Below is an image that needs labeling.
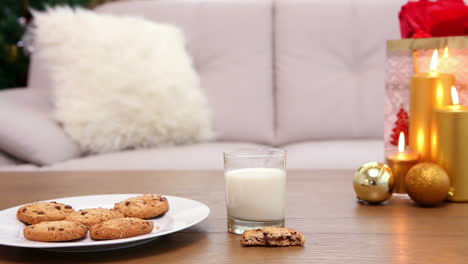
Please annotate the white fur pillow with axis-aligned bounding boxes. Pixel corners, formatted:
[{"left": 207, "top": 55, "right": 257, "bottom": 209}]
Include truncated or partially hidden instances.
[{"left": 34, "top": 7, "right": 213, "bottom": 154}]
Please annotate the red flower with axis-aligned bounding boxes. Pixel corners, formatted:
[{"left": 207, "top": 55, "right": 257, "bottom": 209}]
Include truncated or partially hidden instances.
[{"left": 399, "top": 0, "right": 468, "bottom": 38}]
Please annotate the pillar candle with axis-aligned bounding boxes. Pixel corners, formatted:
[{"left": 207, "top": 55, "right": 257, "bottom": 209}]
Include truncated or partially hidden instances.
[
  {"left": 409, "top": 50, "right": 455, "bottom": 162},
  {"left": 434, "top": 87, "right": 468, "bottom": 202}
]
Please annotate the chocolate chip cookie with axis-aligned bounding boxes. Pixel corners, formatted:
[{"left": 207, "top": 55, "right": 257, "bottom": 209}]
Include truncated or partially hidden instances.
[
  {"left": 114, "top": 195, "right": 169, "bottom": 219},
  {"left": 241, "top": 227, "right": 305, "bottom": 247},
  {"left": 17, "top": 202, "right": 74, "bottom": 225},
  {"left": 23, "top": 220, "right": 87, "bottom": 242},
  {"left": 65, "top": 208, "right": 124, "bottom": 228},
  {"left": 89, "top": 217, "right": 154, "bottom": 240}
]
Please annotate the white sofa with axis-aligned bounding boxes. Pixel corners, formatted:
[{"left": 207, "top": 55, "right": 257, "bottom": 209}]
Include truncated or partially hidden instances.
[{"left": 0, "top": 0, "right": 407, "bottom": 171}]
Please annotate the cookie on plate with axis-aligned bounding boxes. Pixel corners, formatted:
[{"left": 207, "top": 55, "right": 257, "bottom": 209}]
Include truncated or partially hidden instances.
[
  {"left": 89, "top": 217, "right": 154, "bottom": 240},
  {"left": 65, "top": 208, "right": 124, "bottom": 228},
  {"left": 114, "top": 195, "right": 169, "bottom": 219},
  {"left": 23, "top": 220, "right": 87, "bottom": 242},
  {"left": 241, "top": 227, "right": 305, "bottom": 247},
  {"left": 17, "top": 202, "right": 74, "bottom": 225}
]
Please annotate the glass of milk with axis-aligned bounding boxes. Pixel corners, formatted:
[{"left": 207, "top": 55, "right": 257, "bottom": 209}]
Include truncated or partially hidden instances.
[{"left": 223, "top": 148, "right": 286, "bottom": 235}]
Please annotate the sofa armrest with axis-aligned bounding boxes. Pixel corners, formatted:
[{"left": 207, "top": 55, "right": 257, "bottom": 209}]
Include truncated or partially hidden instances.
[
  {"left": 0, "top": 88, "right": 80, "bottom": 166},
  {"left": 0, "top": 151, "right": 19, "bottom": 167}
]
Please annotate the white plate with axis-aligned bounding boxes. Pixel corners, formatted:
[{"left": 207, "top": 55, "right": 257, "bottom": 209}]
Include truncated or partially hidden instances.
[{"left": 0, "top": 194, "right": 210, "bottom": 252}]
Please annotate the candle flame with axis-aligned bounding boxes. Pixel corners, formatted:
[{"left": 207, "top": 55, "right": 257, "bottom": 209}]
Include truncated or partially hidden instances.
[
  {"left": 430, "top": 49, "right": 438, "bottom": 72},
  {"left": 398, "top": 132, "right": 406, "bottom": 153},
  {"left": 452, "top": 86, "right": 459, "bottom": 105},
  {"left": 443, "top": 45, "right": 449, "bottom": 58}
]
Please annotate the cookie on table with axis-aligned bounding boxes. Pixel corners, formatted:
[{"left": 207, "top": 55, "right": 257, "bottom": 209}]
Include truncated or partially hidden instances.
[
  {"left": 114, "top": 195, "right": 169, "bottom": 219},
  {"left": 17, "top": 202, "right": 74, "bottom": 225},
  {"left": 89, "top": 217, "right": 154, "bottom": 240},
  {"left": 241, "top": 227, "right": 305, "bottom": 247},
  {"left": 23, "top": 220, "right": 87, "bottom": 242},
  {"left": 65, "top": 208, "right": 124, "bottom": 228}
]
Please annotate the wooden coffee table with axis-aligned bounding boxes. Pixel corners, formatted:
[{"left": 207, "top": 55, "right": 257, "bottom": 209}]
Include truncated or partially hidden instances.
[{"left": 0, "top": 170, "right": 467, "bottom": 263}]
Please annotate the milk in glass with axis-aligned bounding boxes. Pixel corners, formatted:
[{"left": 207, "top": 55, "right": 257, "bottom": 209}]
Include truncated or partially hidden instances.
[{"left": 225, "top": 167, "right": 286, "bottom": 222}]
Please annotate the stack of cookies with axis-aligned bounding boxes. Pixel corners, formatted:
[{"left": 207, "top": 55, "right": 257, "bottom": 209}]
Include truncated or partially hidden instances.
[{"left": 17, "top": 194, "right": 169, "bottom": 242}]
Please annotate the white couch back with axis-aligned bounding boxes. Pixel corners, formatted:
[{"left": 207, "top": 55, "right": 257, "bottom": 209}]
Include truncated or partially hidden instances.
[
  {"left": 28, "top": 0, "right": 408, "bottom": 145},
  {"left": 274, "top": 0, "right": 407, "bottom": 144},
  {"left": 29, "top": 0, "right": 276, "bottom": 144}
]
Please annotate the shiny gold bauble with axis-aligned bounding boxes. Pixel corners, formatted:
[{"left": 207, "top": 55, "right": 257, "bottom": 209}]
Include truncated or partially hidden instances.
[
  {"left": 353, "top": 162, "right": 395, "bottom": 204},
  {"left": 405, "top": 163, "right": 450, "bottom": 206}
]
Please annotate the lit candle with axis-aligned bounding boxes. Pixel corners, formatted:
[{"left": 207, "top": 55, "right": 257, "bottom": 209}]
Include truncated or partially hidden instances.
[
  {"left": 409, "top": 49, "right": 455, "bottom": 161},
  {"left": 386, "top": 132, "right": 419, "bottom": 194},
  {"left": 434, "top": 87, "right": 468, "bottom": 202}
]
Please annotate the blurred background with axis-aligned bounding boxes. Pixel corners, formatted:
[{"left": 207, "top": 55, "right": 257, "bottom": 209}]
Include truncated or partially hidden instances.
[{"left": 0, "top": 0, "right": 123, "bottom": 90}]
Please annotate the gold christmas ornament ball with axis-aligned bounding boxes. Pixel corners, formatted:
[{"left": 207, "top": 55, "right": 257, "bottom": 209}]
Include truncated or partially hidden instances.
[
  {"left": 353, "top": 162, "right": 395, "bottom": 204},
  {"left": 405, "top": 163, "right": 450, "bottom": 206}
]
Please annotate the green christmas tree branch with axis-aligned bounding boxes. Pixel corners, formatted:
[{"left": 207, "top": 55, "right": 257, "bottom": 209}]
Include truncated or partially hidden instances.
[{"left": 0, "top": 0, "right": 122, "bottom": 90}]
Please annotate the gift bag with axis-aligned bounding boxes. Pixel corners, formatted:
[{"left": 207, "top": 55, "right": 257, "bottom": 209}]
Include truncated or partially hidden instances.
[{"left": 384, "top": 36, "right": 468, "bottom": 155}]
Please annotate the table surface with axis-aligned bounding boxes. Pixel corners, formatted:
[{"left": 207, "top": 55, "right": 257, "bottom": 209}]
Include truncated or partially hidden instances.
[{"left": 0, "top": 170, "right": 467, "bottom": 264}]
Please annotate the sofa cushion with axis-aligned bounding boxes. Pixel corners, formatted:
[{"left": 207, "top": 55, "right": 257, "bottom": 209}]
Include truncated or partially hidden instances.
[
  {"left": 28, "top": 0, "right": 275, "bottom": 145},
  {"left": 274, "top": 0, "right": 406, "bottom": 144},
  {"left": 46, "top": 142, "right": 268, "bottom": 170},
  {"left": 283, "top": 140, "right": 384, "bottom": 169},
  {"left": 0, "top": 152, "right": 18, "bottom": 167},
  {"left": 0, "top": 164, "right": 38, "bottom": 171},
  {"left": 0, "top": 140, "right": 384, "bottom": 171}
]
